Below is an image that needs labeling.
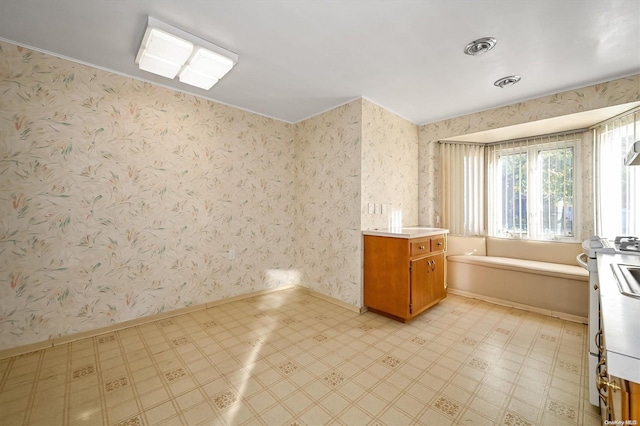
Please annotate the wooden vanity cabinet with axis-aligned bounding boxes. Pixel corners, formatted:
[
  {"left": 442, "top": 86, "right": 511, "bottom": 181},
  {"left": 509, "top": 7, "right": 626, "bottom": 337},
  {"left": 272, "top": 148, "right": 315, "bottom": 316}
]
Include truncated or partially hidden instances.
[{"left": 364, "top": 234, "right": 446, "bottom": 322}]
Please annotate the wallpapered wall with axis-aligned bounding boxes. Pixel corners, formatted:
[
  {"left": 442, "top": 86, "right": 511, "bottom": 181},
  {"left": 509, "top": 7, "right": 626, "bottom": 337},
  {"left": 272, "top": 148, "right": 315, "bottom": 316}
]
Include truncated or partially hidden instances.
[
  {"left": 418, "top": 75, "right": 640, "bottom": 233},
  {"left": 294, "top": 100, "right": 363, "bottom": 307},
  {"left": 5, "top": 35, "right": 630, "bottom": 352},
  {"left": 293, "top": 98, "right": 420, "bottom": 308},
  {"left": 0, "top": 41, "right": 297, "bottom": 351},
  {"left": 361, "top": 100, "right": 419, "bottom": 231},
  {"left": 0, "top": 41, "right": 421, "bottom": 351}
]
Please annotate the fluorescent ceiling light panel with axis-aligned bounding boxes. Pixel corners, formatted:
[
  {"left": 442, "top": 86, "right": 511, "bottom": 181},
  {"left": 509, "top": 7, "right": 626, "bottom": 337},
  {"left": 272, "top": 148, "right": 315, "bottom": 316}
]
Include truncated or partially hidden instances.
[
  {"left": 135, "top": 17, "right": 237, "bottom": 90},
  {"left": 136, "top": 27, "right": 193, "bottom": 78},
  {"left": 185, "top": 47, "right": 235, "bottom": 79},
  {"left": 138, "top": 51, "right": 184, "bottom": 79},
  {"left": 179, "top": 47, "right": 235, "bottom": 90},
  {"left": 179, "top": 67, "right": 219, "bottom": 90}
]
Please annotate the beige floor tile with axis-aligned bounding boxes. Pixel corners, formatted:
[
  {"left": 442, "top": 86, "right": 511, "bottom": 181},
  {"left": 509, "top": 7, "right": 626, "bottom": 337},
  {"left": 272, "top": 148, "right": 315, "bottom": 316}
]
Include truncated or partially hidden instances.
[
  {"left": 393, "top": 392, "right": 431, "bottom": 418},
  {"left": 218, "top": 401, "right": 256, "bottom": 425},
  {"left": 143, "top": 400, "right": 178, "bottom": 424},
  {"left": 259, "top": 403, "right": 295, "bottom": 425},
  {"left": 106, "top": 399, "right": 139, "bottom": 425},
  {"left": 175, "top": 387, "right": 206, "bottom": 411},
  {"left": 318, "top": 391, "right": 350, "bottom": 416},
  {"left": 139, "top": 386, "right": 170, "bottom": 410},
  {"left": 68, "top": 399, "right": 105, "bottom": 424},
  {"left": 27, "top": 403, "right": 65, "bottom": 426},
  {"left": 335, "top": 404, "right": 374, "bottom": 425},
  {"left": 356, "top": 392, "right": 387, "bottom": 417},
  {"left": 0, "top": 292, "right": 598, "bottom": 426},
  {"left": 69, "top": 409, "right": 105, "bottom": 426},
  {"left": 468, "top": 395, "right": 503, "bottom": 421},
  {"left": 298, "top": 405, "right": 332, "bottom": 425},
  {"left": 269, "top": 378, "right": 299, "bottom": 400},
  {"left": 417, "top": 371, "right": 447, "bottom": 392},
  {"left": 457, "top": 408, "right": 497, "bottom": 425},
  {"left": 371, "top": 381, "right": 402, "bottom": 403},
  {"left": 417, "top": 407, "right": 454, "bottom": 425},
  {"left": 246, "top": 389, "right": 277, "bottom": 412},
  {"left": 133, "top": 373, "right": 163, "bottom": 394},
  {"left": 507, "top": 396, "right": 540, "bottom": 423},
  {"left": 30, "top": 392, "right": 66, "bottom": 415},
  {"left": 282, "top": 391, "right": 314, "bottom": 416},
  {"left": 166, "top": 375, "right": 197, "bottom": 395}
]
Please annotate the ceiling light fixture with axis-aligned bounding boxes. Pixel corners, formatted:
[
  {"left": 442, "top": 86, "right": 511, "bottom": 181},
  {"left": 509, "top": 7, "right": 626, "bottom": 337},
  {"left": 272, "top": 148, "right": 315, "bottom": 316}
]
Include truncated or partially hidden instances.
[
  {"left": 494, "top": 75, "right": 521, "bottom": 88},
  {"left": 463, "top": 37, "right": 497, "bottom": 56},
  {"left": 135, "top": 17, "right": 238, "bottom": 90}
]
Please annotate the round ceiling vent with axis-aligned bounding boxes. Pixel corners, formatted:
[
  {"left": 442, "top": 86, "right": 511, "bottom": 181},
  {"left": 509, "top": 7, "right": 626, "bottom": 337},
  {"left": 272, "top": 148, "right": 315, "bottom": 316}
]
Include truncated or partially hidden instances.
[
  {"left": 494, "top": 75, "right": 521, "bottom": 88},
  {"left": 463, "top": 37, "right": 497, "bottom": 56}
]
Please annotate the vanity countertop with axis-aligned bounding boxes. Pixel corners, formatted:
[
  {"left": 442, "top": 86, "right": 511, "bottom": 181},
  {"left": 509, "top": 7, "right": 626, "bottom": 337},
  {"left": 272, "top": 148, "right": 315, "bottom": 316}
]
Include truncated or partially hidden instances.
[{"left": 362, "top": 227, "right": 449, "bottom": 239}]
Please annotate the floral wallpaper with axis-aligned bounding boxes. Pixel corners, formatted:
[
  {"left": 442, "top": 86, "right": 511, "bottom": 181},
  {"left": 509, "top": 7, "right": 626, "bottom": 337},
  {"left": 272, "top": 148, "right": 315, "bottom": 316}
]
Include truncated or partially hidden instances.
[
  {"left": 293, "top": 98, "right": 419, "bottom": 308},
  {"left": 361, "top": 99, "right": 419, "bottom": 230},
  {"left": 0, "top": 41, "right": 296, "bottom": 351},
  {"left": 5, "top": 35, "right": 631, "bottom": 352},
  {"left": 294, "top": 100, "right": 363, "bottom": 307},
  {"left": 419, "top": 74, "right": 640, "bottom": 234}
]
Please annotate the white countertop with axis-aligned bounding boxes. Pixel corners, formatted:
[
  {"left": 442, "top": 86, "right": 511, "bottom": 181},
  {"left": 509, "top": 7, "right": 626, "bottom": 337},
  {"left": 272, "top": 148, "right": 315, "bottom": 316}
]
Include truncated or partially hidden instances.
[
  {"left": 597, "top": 252, "right": 640, "bottom": 383},
  {"left": 362, "top": 227, "right": 449, "bottom": 239}
]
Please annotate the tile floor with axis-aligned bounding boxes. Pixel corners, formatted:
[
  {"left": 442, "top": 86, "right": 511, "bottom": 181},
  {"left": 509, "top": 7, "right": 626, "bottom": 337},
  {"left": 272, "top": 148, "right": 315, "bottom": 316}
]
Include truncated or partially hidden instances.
[{"left": 0, "top": 289, "right": 602, "bottom": 426}]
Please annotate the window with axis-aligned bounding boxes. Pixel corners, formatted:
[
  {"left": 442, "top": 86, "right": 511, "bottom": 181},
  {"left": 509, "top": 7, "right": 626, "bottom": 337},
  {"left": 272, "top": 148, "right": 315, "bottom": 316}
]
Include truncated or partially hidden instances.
[
  {"left": 594, "top": 109, "right": 640, "bottom": 239},
  {"left": 488, "top": 134, "right": 580, "bottom": 241}
]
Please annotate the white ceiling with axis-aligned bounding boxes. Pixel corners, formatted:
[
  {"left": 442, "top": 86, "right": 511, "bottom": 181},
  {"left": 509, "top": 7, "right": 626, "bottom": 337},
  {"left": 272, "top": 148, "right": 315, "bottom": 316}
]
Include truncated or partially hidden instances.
[{"left": 0, "top": 0, "right": 639, "bottom": 125}]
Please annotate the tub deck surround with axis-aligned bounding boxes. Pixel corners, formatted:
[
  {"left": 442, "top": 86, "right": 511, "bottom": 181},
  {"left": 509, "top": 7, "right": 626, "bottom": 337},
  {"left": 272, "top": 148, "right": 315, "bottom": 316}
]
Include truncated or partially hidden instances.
[
  {"left": 363, "top": 227, "right": 449, "bottom": 239},
  {"left": 447, "top": 236, "right": 589, "bottom": 321}
]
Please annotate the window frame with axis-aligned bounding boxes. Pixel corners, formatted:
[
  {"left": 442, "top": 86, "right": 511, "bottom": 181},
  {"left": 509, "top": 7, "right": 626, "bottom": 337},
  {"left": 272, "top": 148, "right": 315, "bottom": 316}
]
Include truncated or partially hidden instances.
[{"left": 489, "top": 138, "right": 581, "bottom": 242}]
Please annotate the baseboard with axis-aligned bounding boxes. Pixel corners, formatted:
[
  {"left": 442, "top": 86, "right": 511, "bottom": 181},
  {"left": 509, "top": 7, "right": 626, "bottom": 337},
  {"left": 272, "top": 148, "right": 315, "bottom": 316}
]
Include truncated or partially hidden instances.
[
  {"left": 0, "top": 340, "right": 54, "bottom": 360},
  {"left": 447, "top": 288, "right": 588, "bottom": 324},
  {"left": 295, "top": 286, "right": 365, "bottom": 314},
  {"left": 0, "top": 285, "right": 296, "bottom": 360}
]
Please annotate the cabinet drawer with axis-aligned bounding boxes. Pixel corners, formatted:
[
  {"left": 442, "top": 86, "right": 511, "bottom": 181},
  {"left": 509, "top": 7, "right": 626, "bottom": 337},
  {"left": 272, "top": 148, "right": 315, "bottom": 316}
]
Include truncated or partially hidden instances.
[
  {"left": 431, "top": 237, "right": 445, "bottom": 252},
  {"left": 410, "top": 238, "right": 431, "bottom": 257}
]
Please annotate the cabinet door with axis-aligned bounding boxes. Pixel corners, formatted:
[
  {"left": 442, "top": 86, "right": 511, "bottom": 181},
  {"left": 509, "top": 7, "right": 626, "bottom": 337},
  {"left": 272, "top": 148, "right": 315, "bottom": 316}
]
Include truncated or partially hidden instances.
[
  {"left": 410, "top": 253, "right": 446, "bottom": 316},
  {"left": 410, "top": 256, "right": 433, "bottom": 315},
  {"left": 431, "top": 253, "right": 446, "bottom": 301}
]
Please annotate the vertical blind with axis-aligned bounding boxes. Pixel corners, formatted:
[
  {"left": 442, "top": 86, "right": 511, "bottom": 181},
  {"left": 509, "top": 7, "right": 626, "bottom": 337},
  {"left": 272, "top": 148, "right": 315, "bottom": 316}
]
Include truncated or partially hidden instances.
[
  {"left": 439, "top": 143, "right": 485, "bottom": 236},
  {"left": 593, "top": 108, "right": 640, "bottom": 238}
]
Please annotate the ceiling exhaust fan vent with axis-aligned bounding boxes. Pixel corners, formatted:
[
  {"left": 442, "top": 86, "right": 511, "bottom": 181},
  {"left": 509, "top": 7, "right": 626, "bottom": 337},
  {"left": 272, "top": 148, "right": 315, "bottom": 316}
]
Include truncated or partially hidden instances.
[{"left": 463, "top": 37, "right": 497, "bottom": 56}]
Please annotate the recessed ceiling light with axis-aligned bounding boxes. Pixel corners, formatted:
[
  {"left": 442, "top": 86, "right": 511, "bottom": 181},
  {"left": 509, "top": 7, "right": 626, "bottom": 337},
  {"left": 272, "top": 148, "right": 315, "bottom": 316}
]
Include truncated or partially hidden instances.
[
  {"left": 494, "top": 75, "right": 521, "bottom": 88},
  {"left": 464, "top": 37, "right": 497, "bottom": 56}
]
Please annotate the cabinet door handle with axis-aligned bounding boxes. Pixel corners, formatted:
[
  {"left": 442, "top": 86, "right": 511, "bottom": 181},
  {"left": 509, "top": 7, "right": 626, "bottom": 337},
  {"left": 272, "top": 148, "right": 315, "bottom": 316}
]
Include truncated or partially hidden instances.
[
  {"left": 419, "top": 245, "right": 426, "bottom": 250},
  {"left": 596, "top": 376, "right": 621, "bottom": 392},
  {"left": 437, "top": 242, "right": 443, "bottom": 247}
]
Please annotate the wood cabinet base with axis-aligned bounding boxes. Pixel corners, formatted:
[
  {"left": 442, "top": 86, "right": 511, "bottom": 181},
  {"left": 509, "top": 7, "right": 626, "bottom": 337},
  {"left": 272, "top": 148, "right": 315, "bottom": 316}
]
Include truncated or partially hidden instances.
[{"left": 363, "top": 234, "right": 447, "bottom": 322}]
